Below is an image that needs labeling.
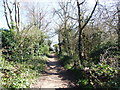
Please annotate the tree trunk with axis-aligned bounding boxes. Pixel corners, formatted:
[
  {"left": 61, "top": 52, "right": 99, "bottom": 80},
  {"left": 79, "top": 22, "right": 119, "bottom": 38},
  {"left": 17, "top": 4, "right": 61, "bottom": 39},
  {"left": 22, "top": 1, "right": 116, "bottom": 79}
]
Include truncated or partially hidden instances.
[
  {"left": 58, "top": 32, "right": 62, "bottom": 55},
  {"left": 76, "top": 0, "right": 98, "bottom": 66},
  {"left": 117, "top": 7, "right": 120, "bottom": 50},
  {"left": 77, "top": 1, "right": 82, "bottom": 66}
]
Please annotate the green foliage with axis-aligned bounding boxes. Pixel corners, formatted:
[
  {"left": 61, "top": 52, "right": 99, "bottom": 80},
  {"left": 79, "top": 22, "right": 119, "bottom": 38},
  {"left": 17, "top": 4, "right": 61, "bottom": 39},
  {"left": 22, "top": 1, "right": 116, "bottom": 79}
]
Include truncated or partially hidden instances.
[
  {"left": 78, "top": 79, "right": 88, "bottom": 86},
  {"left": 1, "top": 27, "right": 50, "bottom": 61},
  {"left": 0, "top": 56, "right": 47, "bottom": 88},
  {"left": 89, "top": 42, "right": 117, "bottom": 64},
  {"left": 39, "top": 44, "right": 50, "bottom": 55},
  {"left": 1, "top": 27, "right": 50, "bottom": 88},
  {"left": 59, "top": 55, "right": 73, "bottom": 69},
  {"left": 1, "top": 29, "right": 16, "bottom": 61},
  {"left": 53, "top": 44, "right": 59, "bottom": 54},
  {"left": 86, "top": 62, "right": 119, "bottom": 88},
  {"left": 59, "top": 41, "right": 119, "bottom": 88},
  {"left": 1, "top": 29, "right": 15, "bottom": 48},
  {"left": 76, "top": 62, "right": 119, "bottom": 88}
]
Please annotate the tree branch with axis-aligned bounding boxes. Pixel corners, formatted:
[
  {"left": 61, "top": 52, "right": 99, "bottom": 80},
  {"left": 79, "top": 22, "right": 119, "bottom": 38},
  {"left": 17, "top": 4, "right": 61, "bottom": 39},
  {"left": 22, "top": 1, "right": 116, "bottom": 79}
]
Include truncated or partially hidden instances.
[
  {"left": 3, "top": 0, "right": 11, "bottom": 29},
  {"left": 74, "top": 0, "right": 98, "bottom": 38},
  {"left": 81, "top": 1, "right": 98, "bottom": 30},
  {"left": 6, "top": 0, "right": 13, "bottom": 24}
]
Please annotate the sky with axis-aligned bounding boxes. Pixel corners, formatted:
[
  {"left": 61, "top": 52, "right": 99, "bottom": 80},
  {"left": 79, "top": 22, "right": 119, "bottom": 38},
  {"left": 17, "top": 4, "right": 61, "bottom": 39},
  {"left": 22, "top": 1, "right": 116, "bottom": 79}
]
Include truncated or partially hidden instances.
[
  {"left": 0, "top": 0, "right": 116, "bottom": 28},
  {"left": 0, "top": 0, "right": 97, "bottom": 29},
  {"left": 0, "top": 0, "right": 116, "bottom": 45}
]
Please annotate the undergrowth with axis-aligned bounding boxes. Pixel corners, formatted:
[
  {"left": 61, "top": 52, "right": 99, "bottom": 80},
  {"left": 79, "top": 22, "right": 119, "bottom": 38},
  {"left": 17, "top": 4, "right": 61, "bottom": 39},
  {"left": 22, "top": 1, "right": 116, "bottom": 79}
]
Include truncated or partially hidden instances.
[{"left": 0, "top": 56, "right": 48, "bottom": 88}]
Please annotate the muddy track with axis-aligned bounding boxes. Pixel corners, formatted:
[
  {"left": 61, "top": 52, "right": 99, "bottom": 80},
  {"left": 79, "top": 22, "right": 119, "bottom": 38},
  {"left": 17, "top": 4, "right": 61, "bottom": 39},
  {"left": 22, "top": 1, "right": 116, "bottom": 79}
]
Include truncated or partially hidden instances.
[{"left": 30, "top": 54, "right": 75, "bottom": 88}]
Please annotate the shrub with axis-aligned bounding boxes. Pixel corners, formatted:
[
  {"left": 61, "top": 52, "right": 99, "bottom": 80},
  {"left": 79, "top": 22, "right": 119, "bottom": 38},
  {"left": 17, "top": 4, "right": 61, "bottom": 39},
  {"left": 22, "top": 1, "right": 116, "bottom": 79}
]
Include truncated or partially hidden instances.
[
  {"left": 89, "top": 42, "right": 117, "bottom": 64},
  {"left": 1, "top": 27, "right": 49, "bottom": 88},
  {"left": 84, "top": 62, "right": 119, "bottom": 88},
  {"left": 1, "top": 29, "right": 16, "bottom": 61}
]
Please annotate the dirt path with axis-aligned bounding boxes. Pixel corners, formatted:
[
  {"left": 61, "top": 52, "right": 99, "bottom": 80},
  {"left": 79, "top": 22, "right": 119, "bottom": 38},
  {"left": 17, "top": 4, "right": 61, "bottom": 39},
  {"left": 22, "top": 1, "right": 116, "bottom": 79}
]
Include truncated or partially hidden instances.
[{"left": 30, "top": 54, "right": 75, "bottom": 88}]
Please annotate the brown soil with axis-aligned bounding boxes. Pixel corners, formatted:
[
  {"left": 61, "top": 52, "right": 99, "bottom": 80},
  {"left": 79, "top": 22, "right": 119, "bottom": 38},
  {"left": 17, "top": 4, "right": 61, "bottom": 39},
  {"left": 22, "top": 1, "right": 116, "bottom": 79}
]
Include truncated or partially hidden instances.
[{"left": 30, "top": 54, "right": 75, "bottom": 88}]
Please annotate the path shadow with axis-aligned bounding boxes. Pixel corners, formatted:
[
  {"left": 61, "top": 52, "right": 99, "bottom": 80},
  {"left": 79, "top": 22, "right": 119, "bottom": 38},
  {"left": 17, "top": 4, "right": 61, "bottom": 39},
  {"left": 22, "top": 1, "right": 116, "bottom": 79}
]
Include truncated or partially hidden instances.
[
  {"left": 46, "top": 54, "right": 58, "bottom": 58},
  {"left": 42, "top": 54, "right": 76, "bottom": 88}
]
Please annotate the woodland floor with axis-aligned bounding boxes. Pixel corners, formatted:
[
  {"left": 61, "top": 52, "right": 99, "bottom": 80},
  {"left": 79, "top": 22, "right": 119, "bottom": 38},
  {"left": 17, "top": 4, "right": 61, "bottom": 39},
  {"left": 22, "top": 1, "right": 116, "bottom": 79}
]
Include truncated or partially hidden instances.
[{"left": 30, "top": 53, "right": 75, "bottom": 88}]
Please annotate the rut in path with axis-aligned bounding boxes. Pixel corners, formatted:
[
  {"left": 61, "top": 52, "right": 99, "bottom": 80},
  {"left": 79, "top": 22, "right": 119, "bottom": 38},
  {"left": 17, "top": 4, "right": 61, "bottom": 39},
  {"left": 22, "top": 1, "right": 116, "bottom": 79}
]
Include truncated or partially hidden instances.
[{"left": 30, "top": 54, "right": 75, "bottom": 88}]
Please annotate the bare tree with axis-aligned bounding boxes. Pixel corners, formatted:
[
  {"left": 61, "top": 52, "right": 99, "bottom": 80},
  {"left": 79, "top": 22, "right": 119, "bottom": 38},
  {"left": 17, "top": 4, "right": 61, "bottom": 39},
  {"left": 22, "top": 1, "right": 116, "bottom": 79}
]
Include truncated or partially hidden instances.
[
  {"left": 54, "top": 0, "right": 98, "bottom": 66},
  {"left": 76, "top": 0, "right": 98, "bottom": 65},
  {"left": 3, "top": 0, "right": 20, "bottom": 32},
  {"left": 53, "top": 1, "right": 72, "bottom": 55},
  {"left": 22, "top": 2, "right": 50, "bottom": 32}
]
